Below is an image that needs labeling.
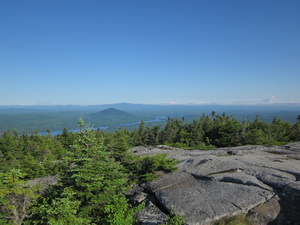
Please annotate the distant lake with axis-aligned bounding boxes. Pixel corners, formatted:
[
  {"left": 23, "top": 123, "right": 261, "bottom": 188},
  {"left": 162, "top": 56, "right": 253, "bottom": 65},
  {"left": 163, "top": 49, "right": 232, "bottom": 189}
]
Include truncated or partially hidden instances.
[
  {"left": 39, "top": 127, "right": 108, "bottom": 136},
  {"left": 39, "top": 116, "right": 167, "bottom": 136},
  {"left": 116, "top": 116, "right": 167, "bottom": 126}
]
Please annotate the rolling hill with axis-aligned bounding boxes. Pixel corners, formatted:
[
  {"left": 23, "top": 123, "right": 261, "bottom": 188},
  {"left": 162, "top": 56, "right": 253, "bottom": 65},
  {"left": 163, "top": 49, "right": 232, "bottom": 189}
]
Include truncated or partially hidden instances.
[
  {"left": 1, "top": 103, "right": 300, "bottom": 134},
  {"left": 85, "top": 108, "right": 139, "bottom": 127}
]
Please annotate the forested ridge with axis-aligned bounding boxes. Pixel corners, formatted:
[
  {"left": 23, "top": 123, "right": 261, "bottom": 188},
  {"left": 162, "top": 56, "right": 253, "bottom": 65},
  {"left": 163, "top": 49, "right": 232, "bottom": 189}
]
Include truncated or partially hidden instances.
[{"left": 1, "top": 112, "right": 300, "bottom": 224}]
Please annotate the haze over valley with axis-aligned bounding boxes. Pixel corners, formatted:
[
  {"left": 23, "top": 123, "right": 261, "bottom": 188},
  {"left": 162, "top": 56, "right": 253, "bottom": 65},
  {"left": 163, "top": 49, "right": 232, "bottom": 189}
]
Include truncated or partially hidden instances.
[{"left": 1, "top": 103, "right": 299, "bottom": 134}]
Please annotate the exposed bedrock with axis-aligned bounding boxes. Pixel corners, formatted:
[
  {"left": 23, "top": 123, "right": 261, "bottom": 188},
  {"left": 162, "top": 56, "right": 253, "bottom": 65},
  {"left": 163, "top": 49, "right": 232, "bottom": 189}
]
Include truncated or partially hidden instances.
[{"left": 129, "top": 143, "right": 300, "bottom": 225}]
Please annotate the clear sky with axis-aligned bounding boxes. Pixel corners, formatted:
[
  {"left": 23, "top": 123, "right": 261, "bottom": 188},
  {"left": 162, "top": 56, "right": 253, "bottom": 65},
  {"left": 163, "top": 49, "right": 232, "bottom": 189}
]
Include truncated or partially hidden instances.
[{"left": 1, "top": 0, "right": 299, "bottom": 105}]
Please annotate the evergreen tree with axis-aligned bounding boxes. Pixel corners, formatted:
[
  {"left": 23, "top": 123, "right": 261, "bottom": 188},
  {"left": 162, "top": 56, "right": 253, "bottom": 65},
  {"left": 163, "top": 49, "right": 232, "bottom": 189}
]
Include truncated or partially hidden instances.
[
  {"left": 29, "top": 120, "right": 140, "bottom": 224},
  {"left": 0, "top": 169, "right": 40, "bottom": 225}
]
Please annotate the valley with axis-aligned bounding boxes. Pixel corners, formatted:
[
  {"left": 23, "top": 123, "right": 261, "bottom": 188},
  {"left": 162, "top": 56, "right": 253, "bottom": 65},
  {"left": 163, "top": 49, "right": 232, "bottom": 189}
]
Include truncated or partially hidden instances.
[{"left": 0, "top": 103, "right": 300, "bottom": 134}]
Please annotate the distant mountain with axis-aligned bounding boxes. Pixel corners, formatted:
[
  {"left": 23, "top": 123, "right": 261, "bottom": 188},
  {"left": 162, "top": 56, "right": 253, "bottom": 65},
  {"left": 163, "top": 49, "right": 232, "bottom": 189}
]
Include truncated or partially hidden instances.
[
  {"left": 90, "top": 108, "right": 134, "bottom": 118},
  {"left": 0, "top": 107, "right": 45, "bottom": 114},
  {"left": 1, "top": 102, "right": 300, "bottom": 114},
  {"left": 86, "top": 108, "right": 138, "bottom": 127},
  {"left": 1, "top": 103, "right": 300, "bottom": 134}
]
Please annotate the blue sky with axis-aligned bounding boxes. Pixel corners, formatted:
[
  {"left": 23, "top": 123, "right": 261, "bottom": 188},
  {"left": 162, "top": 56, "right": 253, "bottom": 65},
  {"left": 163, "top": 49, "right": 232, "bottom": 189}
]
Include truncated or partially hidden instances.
[{"left": 1, "top": 0, "right": 299, "bottom": 105}]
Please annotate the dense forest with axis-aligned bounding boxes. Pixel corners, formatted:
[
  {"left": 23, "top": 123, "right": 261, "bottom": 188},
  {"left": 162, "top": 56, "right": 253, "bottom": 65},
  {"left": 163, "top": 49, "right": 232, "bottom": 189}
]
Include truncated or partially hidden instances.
[{"left": 0, "top": 112, "right": 300, "bottom": 224}]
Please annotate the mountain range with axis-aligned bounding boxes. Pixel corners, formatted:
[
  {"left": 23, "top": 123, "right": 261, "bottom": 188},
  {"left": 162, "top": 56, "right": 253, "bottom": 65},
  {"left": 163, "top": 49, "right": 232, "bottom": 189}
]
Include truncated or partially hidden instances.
[{"left": 0, "top": 103, "right": 299, "bottom": 134}]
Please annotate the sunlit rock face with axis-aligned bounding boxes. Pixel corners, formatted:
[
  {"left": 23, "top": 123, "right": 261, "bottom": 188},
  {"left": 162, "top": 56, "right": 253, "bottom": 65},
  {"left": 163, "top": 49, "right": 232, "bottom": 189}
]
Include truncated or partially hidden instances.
[{"left": 130, "top": 143, "right": 300, "bottom": 225}]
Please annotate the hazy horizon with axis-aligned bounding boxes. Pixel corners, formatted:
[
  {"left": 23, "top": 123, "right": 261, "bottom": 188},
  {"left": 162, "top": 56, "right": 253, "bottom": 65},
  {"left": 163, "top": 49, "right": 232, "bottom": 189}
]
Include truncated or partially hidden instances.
[
  {"left": 1, "top": 101, "right": 300, "bottom": 107},
  {"left": 1, "top": 1, "right": 299, "bottom": 105}
]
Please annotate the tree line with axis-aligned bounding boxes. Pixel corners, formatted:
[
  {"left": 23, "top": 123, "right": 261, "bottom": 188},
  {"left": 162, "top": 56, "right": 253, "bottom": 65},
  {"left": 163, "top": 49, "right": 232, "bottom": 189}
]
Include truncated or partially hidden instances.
[
  {"left": 0, "top": 118, "right": 178, "bottom": 224},
  {"left": 0, "top": 112, "right": 300, "bottom": 224},
  {"left": 119, "top": 112, "right": 300, "bottom": 149}
]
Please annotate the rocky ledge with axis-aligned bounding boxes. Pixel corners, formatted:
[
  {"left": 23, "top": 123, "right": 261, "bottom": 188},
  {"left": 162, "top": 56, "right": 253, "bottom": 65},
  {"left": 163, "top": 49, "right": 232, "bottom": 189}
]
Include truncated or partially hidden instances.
[{"left": 128, "top": 143, "right": 300, "bottom": 225}]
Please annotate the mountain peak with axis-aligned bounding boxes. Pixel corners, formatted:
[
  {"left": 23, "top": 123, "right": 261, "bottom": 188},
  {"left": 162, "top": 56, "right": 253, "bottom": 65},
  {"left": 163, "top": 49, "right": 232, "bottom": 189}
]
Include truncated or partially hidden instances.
[
  {"left": 94, "top": 108, "right": 132, "bottom": 116},
  {"left": 86, "top": 108, "right": 137, "bottom": 126}
]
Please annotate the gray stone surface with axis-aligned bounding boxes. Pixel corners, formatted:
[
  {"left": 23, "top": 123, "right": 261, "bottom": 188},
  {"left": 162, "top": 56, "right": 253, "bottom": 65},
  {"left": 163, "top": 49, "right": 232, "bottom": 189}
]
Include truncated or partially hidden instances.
[
  {"left": 135, "top": 201, "right": 168, "bottom": 225},
  {"left": 130, "top": 142, "right": 300, "bottom": 224},
  {"left": 247, "top": 195, "right": 281, "bottom": 225},
  {"left": 153, "top": 174, "right": 274, "bottom": 224},
  {"left": 125, "top": 183, "right": 148, "bottom": 205},
  {"left": 283, "top": 181, "right": 300, "bottom": 196},
  {"left": 27, "top": 174, "right": 58, "bottom": 194}
]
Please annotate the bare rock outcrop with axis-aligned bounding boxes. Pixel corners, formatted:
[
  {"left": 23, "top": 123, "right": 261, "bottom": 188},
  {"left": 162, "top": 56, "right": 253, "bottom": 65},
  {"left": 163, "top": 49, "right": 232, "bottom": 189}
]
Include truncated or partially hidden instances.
[
  {"left": 27, "top": 174, "right": 58, "bottom": 194},
  {"left": 129, "top": 143, "right": 300, "bottom": 225}
]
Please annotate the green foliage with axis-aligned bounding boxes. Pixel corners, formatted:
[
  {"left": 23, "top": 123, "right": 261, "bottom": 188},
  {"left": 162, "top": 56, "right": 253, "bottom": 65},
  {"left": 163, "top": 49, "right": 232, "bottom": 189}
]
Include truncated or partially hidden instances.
[
  {"left": 104, "top": 194, "right": 145, "bottom": 225},
  {"left": 107, "top": 128, "right": 133, "bottom": 160},
  {"left": 1, "top": 114, "right": 300, "bottom": 224},
  {"left": 142, "top": 154, "right": 178, "bottom": 173},
  {"left": 213, "top": 214, "right": 253, "bottom": 225},
  {"left": 162, "top": 211, "right": 186, "bottom": 225},
  {"left": 29, "top": 121, "right": 141, "bottom": 224},
  {"left": 0, "top": 169, "right": 40, "bottom": 225},
  {"left": 0, "top": 130, "right": 66, "bottom": 178},
  {"left": 130, "top": 112, "right": 300, "bottom": 148},
  {"left": 122, "top": 153, "right": 178, "bottom": 182},
  {"left": 194, "top": 142, "right": 216, "bottom": 150},
  {"left": 28, "top": 187, "right": 90, "bottom": 225}
]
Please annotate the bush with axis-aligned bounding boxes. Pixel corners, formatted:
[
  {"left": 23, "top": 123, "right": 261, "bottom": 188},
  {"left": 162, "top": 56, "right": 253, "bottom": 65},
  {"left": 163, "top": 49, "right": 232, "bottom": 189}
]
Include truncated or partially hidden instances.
[
  {"left": 121, "top": 153, "right": 178, "bottom": 182},
  {"left": 162, "top": 211, "right": 186, "bottom": 225}
]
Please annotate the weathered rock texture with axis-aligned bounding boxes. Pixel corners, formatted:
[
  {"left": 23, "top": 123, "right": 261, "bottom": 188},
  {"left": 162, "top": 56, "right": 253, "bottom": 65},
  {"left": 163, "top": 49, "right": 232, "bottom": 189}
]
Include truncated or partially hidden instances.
[
  {"left": 129, "top": 143, "right": 300, "bottom": 225},
  {"left": 27, "top": 174, "right": 58, "bottom": 194}
]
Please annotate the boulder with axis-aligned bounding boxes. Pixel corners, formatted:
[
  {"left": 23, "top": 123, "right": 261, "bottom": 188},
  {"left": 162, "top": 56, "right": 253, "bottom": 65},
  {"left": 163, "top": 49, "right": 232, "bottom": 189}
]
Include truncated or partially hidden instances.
[
  {"left": 131, "top": 143, "right": 300, "bottom": 224},
  {"left": 149, "top": 172, "right": 274, "bottom": 225}
]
